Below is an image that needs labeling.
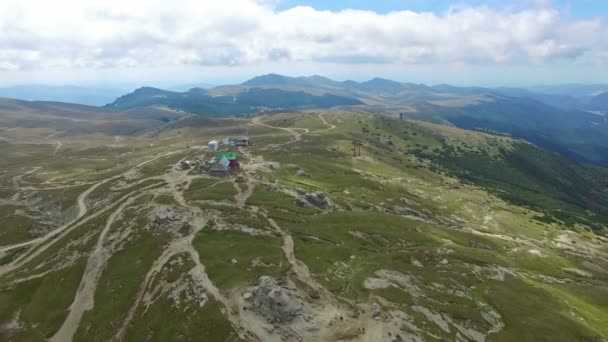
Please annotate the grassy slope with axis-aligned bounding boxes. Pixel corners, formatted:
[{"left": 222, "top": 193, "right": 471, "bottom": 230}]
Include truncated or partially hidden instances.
[
  {"left": 0, "top": 110, "right": 607, "bottom": 341},
  {"left": 365, "top": 116, "right": 608, "bottom": 231},
  {"left": 244, "top": 111, "right": 608, "bottom": 340}
]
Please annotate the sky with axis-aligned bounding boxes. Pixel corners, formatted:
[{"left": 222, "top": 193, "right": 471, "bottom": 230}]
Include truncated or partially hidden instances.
[{"left": 0, "top": 0, "right": 606, "bottom": 87}]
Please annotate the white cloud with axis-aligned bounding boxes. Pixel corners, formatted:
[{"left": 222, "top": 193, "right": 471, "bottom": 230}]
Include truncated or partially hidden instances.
[{"left": 0, "top": 0, "right": 605, "bottom": 74}]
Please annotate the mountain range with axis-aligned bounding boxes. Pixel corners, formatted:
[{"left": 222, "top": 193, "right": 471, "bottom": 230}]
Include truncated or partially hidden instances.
[
  {"left": 2, "top": 75, "right": 608, "bottom": 166},
  {"left": 1, "top": 75, "right": 608, "bottom": 342},
  {"left": 103, "top": 74, "right": 608, "bottom": 166}
]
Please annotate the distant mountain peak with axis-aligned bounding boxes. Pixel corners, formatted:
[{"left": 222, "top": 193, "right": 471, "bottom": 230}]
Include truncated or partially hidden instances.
[
  {"left": 242, "top": 74, "right": 297, "bottom": 86},
  {"left": 132, "top": 86, "right": 170, "bottom": 94},
  {"left": 361, "top": 78, "right": 404, "bottom": 90}
]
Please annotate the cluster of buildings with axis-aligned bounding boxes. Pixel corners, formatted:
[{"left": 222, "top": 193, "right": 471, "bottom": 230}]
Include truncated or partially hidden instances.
[
  {"left": 206, "top": 136, "right": 250, "bottom": 177},
  {"left": 208, "top": 136, "right": 250, "bottom": 151}
]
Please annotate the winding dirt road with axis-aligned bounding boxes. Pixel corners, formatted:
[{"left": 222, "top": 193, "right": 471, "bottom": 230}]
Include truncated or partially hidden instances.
[
  {"left": 318, "top": 113, "right": 336, "bottom": 131},
  {"left": 251, "top": 116, "right": 308, "bottom": 144},
  {"left": 4, "top": 116, "right": 343, "bottom": 341},
  {"left": 0, "top": 151, "right": 180, "bottom": 276},
  {"left": 50, "top": 194, "right": 146, "bottom": 342}
]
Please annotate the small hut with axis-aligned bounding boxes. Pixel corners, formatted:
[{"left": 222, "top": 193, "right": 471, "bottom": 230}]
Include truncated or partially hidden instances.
[
  {"left": 234, "top": 137, "right": 249, "bottom": 147},
  {"left": 208, "top": 140, "right": 219, "bottom": 151}
]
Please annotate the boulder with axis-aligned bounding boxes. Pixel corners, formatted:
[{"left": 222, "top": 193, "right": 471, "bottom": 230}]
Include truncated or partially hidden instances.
[
  {"left": 245, "top": 276, "right": 303, "bottom": 324},
  {"left": 305, "top": 192, "right": 331, "bottom": 209},
  {"left": 295, "top": 197, "right": 307, "bottom": 207},
  {"left": 176, "top": 160, "right": 192, "bottom": 171}
]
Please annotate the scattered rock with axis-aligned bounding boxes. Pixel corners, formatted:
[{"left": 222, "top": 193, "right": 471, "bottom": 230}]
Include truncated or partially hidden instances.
[
  {"left": 235, "top": 175, "right": 247, "bottom": 183},
  {"left": 251, "top": 257, "right": 274, "bottom": 268},
  {"left": 295, "top": 197, "right": 307, "bottom": 207},
  {"left": 363, "top": 278, "right": 391, "bottom": 289},
  {"left": 1, "top": 310, "right": 24, "bottom": 334},
  {"left": 176, "top": 160, "right": 192, "bottom": 171},
  {"left": 147, "top": 206, "right": 191, "bottom": 235},
  {"left": 231, "top": 258, "right": 239, "bottom": 265},
  {"left": 489, "top": 266, "right": 516, "bottom": 281},
  {"left": 295, "top": 187, "right": 307, "bottom": 195},
  {"left": 412, "top": 306, "right": 450, "bottom": 333},
  {"left": 296, "top": 169, "right": 309, "bottom": 177},
  {"left": 371, "top": 303, "right": 383, "bottom": 320},
  {"left": 305, "top": 191, "right": 331, "bottom": 209},
  {"left": 582, "top": 261, "right": 608, "bottom": 275},
  {"left": 375, "top": 270, "right": 424, "bottom": 297},
  {"left": 562, "top": 267, "right": 593, "bottom": 278},
  {"left": 411, "top": 258, "right": 423, "bottom": 268}
]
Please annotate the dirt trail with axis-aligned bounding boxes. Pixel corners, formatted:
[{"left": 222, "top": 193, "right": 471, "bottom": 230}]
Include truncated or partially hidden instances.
[
  {"left": 0, "top": 180, "right": 164, "bottom": 280},
  {"left": 0, "top": 152, "right": 180, "bottom": 276},
  {"left": 50, "top": 194, "right": 144, "bottom": 342},
  {"left": 251, "top": 116, "right": 308, "bottom": 144},
  {"left": 112, "top": 150, "right": 333, "bottom": 341},
  {"left": 17, "top": 182, "right": 98, "bottom": 191},
  {"left": 143, "top": 112, "right": 195, "bottom": 137},
  {"left": 53, "top": 141, "right": 62, "bottom": 155},
  {"left": 113, "top": 164, "right": 254, "bottom": 341},
  {"left": 317, "top": 113, "right": 336, "bottom": 132},
  {"left": 50, "top": 157, "right": 191, "bottom": 342},
  {"left": 233, "top": 177, "right": 255, "bottom": 208},
  {"left": 263, "top": 215, "right": 328, "bottom": 297},
  {"left": 11, "top": 166, "right": 41, "bottom": 187},
  {"left": 113, "top": 216, "right": 209, "bottom": 341},
  {"left": 233, "top": 147, "right": 256, "bottom": 207},
  {"left": 0, "top": 178, "right": 106, "bottom": 257}
]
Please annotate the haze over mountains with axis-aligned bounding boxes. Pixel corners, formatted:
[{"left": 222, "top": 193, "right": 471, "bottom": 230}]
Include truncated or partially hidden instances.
[
  {"left": 0, "top": 85, "right": 127, "bottom": 106},
  {"left": 2, "top": 74, "right": 608, "bottom": 166},
  {"left": 5, "top": 75, "right": 608, "bottom": 112},
  {"left": 102, "top": 74, "right": 608, "bottom": 166}
]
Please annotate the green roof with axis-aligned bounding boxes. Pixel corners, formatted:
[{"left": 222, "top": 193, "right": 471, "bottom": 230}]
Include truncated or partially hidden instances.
[{"left": 215, "top": 152, "right": 238, "bottom": 160}]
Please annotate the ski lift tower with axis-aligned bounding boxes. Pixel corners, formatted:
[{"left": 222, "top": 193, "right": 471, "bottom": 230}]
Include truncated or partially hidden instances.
[{"left": 352, "top": 140, "right": 363, "bottom": 157}]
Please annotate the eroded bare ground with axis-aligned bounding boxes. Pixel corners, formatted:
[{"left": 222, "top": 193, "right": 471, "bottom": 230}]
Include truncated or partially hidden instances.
[
  {"left": 1, "top": 112, "right": 607, "bottom": 342},
  {"left": 1, "top": 137, "right": 413, "bottom": 341}
]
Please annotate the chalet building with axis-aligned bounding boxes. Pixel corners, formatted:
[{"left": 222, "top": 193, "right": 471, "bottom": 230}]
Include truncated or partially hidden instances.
[
  {"left": 224, "top": 137, "right": 250, "bottom": 147},
  {"left": 209, "top": 156, "right": 230, "bottom": 177},
  {"left": 215, "top": 152, "right": 239, "bottom": 168}
]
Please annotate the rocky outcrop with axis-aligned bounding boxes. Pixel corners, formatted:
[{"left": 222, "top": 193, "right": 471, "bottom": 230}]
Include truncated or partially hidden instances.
[
  {"left": 305, "top": 191, "right": 330, "bottom": 209},
  {"left": 295, "top": 197, "right": 307, "bottom": 207},
  {"left": 296, "top": 169, "right": 309, "bottom": 177},
  {"left": 243, "top": 276, "right": 303, "bottom": 324},
  {"left": 146, "top": 206, "right": 191, "bottom": 235},
  {"left": 293, "top": 190, "right": 331, "bottom": 209},
  {"left": 175, "top": 160, "right": 192, "bottom": 171}
]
